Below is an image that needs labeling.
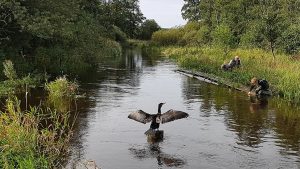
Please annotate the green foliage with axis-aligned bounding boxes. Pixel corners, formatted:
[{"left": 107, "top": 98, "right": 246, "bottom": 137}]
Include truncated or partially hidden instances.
[
  {"left": 240, "top": 21, "right": 264, "bottom": 48},
  {"left": 152, "top": 28, "right": 185, "bottom": 46},
  {"left": 46, "top": 76, "right": 78, "bottom": 100},
  {"left": 46, "top": 76, "right": 78, "bottom": 112},
  {"left": 112, "top": 25, "right": 128, "bottom": 45},
  {"left": 279, "top": 23, "right": 300, "bottom": 54},
  {"left": 0, "top": 97, "right": 74, "bottom": 168},
  {"left": 106, "top": 0, "right": 145, "bottom": 38},
  {"left": 1, "top": 0, "right": 150, "bottom": 78},
  {"left": 138, "top": 19, "right": 160, "bottom": 40},
  {"left": 3, "top": 60, "right": 18, "bottom": 80},
  {"left": 182, "top": 0, "right": 201, "bottom": 21},
  {"left": 0, "top": 60, "right": 42, "bottom": 97},
  {"left": 180, "top": 0, "right": 300, "bottom": 55},
  {"left": 212, "top": 23, "right": 235, "bottom": 55}
]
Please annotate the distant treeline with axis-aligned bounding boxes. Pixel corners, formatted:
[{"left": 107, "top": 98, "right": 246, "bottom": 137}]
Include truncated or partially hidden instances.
[
  {"left": 153, "top": 0, "right": 300, "bottom": 56},
  {"left": 0, "top": 0, "right": 160, "bottom": 79}
]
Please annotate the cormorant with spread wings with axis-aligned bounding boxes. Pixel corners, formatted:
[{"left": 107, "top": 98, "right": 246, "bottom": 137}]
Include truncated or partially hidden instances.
[{"left": 128, "top": 103, "right": 189, "bottom": 133}]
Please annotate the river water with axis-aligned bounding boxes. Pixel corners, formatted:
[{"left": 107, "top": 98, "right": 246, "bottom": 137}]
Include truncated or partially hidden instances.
[{"left": 67, "top": 49, "right": 300, "bottom": 169}]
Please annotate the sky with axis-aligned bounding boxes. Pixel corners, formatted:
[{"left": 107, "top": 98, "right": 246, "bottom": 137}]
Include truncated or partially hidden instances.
[{"left": 139, "top": 0, "right": 187, "bottom": 28}]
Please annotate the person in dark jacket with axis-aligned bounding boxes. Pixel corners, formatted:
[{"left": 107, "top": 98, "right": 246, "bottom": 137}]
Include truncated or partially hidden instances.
[
  {"left": 228, "top": 55, "right": 241, "bottom": 68},
  {"left": 248, "top": 77, "right": 271, "bottom": 96},
  {"left": 221, "top": 56, "right": 241, "bottom": 71}
]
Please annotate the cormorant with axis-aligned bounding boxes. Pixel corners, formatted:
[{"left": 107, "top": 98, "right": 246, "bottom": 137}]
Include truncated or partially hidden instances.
[{"left": 128, "top": 103, "right": 189, "bottom": 133}]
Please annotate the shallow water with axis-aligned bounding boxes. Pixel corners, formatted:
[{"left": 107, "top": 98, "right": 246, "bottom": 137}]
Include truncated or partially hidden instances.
[{"left": 67, "top": 49, "right": 300, "bottom": 169}]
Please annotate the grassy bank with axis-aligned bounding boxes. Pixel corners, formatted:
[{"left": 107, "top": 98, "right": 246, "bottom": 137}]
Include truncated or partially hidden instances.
[
  {"left": 161, "top": 46, "right": 300, "bottom": 103},
  {"left": 0, "top": 77, "right": 78, "bottom": 168}
]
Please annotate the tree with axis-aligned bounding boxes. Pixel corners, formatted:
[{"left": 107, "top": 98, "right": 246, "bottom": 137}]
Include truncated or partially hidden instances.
[
  {"left": 212, "top": 23, "right": 235, "bottom": 56},
  {"left": 139, "top": 19, "right": 160, "bottom": 40},
  {"left": 107, "top": 0, "right": 145, "bottom": 38},
  {"left": 0, "top": 0, "right": 125, "bottom": 77},
  {"left": 182, "top": 0, "right": 201, "bottom": 21}
]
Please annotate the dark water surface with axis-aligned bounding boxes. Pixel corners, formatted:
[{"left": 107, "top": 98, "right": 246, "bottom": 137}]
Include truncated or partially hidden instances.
[{"left": 66, "top": 49, "right": 300, "bottom": 169}]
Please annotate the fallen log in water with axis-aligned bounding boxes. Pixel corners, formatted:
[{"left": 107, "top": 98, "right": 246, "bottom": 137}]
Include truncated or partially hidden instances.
[{"left": 175, "top": 69, "right": 248, "bottom": 93}]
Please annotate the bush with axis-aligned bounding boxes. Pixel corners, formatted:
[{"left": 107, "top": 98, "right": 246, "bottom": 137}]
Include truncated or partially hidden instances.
[
  {"left": 152, "top": 28, "right": 185, "bottom": 46},
  {"left": 151, "top": 22, "right": 211, "bottom": 46}
]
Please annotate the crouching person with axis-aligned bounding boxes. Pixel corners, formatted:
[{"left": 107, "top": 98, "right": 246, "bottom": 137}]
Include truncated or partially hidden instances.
[
  {"left": 221, "top": 56, "right": 241, "bottom": 71},
  {"left": 228, "top": 55, "right": 241, "bottom": 69},
  {"left": 221, "top": 61, "right": 230, "bottom": 70},
  {"left": 248, "top": 77, "right": 272, "bottom": 96}
]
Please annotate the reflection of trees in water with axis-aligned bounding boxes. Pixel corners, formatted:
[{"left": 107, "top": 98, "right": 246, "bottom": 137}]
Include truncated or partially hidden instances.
[
  {"left": 67, "top": 48, "right": 163, "bottom": 166},
  {"left": 182, "top": 76, "right": 300, "bottom": 153},
  {"left": 129, "top": 143, "right": 186, "bottom": 168},
  {"left": 271, "top": 99, "right": 300, "bottom": 154},
  {"left": 182, "top": 78, "right": 270, "bottom": 147}
]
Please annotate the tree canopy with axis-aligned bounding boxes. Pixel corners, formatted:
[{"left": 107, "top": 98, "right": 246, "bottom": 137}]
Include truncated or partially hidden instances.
[
  {"left": 0, "top": 0, "right": 150, "bottom": 78},
  {"left": 181, "top": 0, "right": 300, "bottom": 55}
]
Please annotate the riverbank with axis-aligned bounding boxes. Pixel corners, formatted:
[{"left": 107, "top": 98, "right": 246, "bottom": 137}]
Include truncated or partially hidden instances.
[
  {"left": 161, "top": 46, "right": 300, "bottom": 103},
  {"left": 0, "top": 77, "right": 78, "bottom": 168}
]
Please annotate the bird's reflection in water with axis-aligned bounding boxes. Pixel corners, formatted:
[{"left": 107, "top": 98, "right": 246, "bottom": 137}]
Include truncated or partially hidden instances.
[{"left": 129, "top": 140, "right": 186, "bottom": 168}]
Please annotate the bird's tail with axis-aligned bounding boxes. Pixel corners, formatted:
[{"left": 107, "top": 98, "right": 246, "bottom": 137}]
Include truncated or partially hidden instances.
[{"left": 144, "top": 129, "right": 154, "bottom": 135}]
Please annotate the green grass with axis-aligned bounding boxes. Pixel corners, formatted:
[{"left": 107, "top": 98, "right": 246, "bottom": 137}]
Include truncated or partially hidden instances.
[
  {"left": 0, "top": 76, "right": 78, "bottom": 168},
  {"left": 161, "top": 46, "right": 300, "bottom": 103},
  {"left": 0, "top": 97, "right": 74, "bottom": 168}
]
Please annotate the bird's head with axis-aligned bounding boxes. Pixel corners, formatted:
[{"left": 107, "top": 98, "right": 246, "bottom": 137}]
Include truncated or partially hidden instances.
[
  {"left": 158, "top": 102, "right": 165, "bottom": 113},
  {"left": 158, "top": 102, "right": 165, "bottom": 108}
]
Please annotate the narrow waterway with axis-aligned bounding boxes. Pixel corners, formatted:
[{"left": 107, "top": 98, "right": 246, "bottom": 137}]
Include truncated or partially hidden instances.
[{"left": 67, "top": 49, "right": 300, "bottom": 169}]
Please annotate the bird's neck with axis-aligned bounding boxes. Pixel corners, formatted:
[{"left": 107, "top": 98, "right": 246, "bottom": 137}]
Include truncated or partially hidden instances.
[{"left": 158, "top": 106, "right": 162, "bottom": 114}]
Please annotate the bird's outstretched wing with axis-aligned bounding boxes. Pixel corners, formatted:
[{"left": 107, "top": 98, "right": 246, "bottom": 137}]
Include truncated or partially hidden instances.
[
  {"left": 128, "top": 110, "right": 154, "bottom": 124},
  {"left": 160, "top": 109, "right": 189, "bottom": 124}
]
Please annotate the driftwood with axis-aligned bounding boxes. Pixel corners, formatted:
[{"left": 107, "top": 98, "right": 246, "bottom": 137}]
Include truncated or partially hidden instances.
[{"left": 175, "top": 69, "right": 248, "bottom": 92}]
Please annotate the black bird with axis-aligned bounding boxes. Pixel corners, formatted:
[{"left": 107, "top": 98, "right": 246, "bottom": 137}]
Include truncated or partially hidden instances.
[{"left": 128, "top": 103, "right": 189, "bottom": 133}]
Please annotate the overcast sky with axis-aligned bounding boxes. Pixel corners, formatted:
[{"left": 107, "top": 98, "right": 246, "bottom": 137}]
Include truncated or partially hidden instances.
[{"left": 139, "top": 0, "right": 187, "bottom": 28}]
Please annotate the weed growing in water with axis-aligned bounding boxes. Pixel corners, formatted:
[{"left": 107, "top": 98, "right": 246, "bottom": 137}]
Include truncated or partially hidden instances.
[{"left": 45, "top": 76, "right": 78, "bottom": 113}]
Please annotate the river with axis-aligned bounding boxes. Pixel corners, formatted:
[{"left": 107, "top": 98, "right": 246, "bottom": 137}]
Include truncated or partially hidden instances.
[{"left": 66, "top": 49, "right": 300, "bottom": 169}]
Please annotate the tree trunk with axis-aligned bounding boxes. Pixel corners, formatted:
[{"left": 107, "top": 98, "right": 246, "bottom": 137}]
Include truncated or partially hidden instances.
[{"left": 271, "top": 41, "right": 275, "bottom": 59}]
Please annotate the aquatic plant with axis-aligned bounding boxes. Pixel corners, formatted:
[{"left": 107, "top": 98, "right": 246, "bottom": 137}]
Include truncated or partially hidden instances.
[{"left": 45, "top": 76, "right": 78, "bottom": 113}]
